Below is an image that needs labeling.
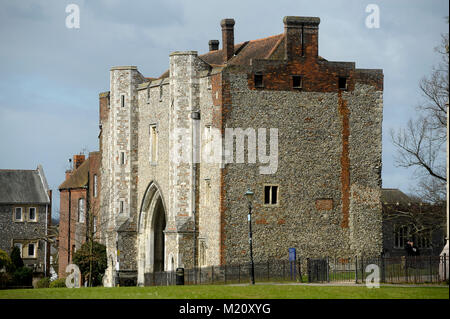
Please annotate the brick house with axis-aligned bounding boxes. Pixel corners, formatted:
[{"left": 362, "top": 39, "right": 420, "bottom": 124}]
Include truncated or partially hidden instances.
[
  {"left": 0, "top": 165, "right": 52, "bottom": 276},
  {"left": 98, "top": 16, "right": 384, "bottom": 286},
  {"left": 58, "top": 152, "right": 101, "bottom": 279},
  {"left": 381, "top": 188, "right": 446, "bottom": 257}
]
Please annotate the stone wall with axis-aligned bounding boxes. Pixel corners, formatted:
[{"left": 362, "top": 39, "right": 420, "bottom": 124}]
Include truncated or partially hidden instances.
[{"left": 0, "top": 204, "right": 47, "bottom": 271}]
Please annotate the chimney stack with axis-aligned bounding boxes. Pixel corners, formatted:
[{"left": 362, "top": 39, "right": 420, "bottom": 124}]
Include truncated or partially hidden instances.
[
  {"left": 73, "top": 154, "right": 85, "bottom": 170},
  {"left": 221, "top": 18, "right": 235, "bottom": 62},
  {"left": 209, "top": 40, "right": 219, "bottom": 51},
  {"left": 283, "top": 16, "right": 320, "bottom": 59}
]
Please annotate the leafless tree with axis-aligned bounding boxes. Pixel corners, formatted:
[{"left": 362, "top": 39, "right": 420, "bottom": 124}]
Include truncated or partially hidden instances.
[{"left": 391, "top": 25, "right": 448, "bottom": 203}]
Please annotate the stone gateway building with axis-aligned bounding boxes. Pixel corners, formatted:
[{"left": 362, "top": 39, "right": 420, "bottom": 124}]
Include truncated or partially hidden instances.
[{"left": 98, "top": 16, "right": 384, "bottom": 286}]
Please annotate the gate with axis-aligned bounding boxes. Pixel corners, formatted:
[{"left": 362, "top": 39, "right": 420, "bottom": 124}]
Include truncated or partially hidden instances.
[{"left": 307, "top": 258, "right": 329, "bottom": 282}]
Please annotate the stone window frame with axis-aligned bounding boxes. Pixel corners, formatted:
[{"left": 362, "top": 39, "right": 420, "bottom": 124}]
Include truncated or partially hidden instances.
[
  {"left": 119, "top": 199, "right": 126, "bottom": 215},
  {"left": 120, "top": 94, "right": 126, "bottom": 108},
  {"left": 120, "top": 151, "right": 126, "bottom": 166},
  {"left": 159, "top": 85, "right": 163, "bottom": 102},
  {"left": 28, "top": 207, "right": 38, "bottom": 223},
  {"left": 78, "top": 198, "right": 85, "bottom": 223},
  {"left": 13, "top": 207, "right": 24, "bottom": 222},
  {"left": 26, "top": 242, "right": 37, "bottom": 259},
  {"left": 263, "top": 184, "right": 280, "bottom": 207},
  {"left": 149, "top": 123, "right": 158, "bottom": 165}
]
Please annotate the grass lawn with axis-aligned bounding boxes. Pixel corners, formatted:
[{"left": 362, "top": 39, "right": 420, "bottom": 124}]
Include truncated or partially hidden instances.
[{"left": 0, "top": 284, "right": 448, "bottom": 299}]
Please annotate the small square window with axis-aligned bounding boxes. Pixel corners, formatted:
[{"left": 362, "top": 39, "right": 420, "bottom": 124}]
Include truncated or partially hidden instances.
[
  {"left": 292, "top": 75, "right": 302, "bottom": 89},
  {"left": 254, "top": 74, "right": 263, "bottom": 88},
  {"left": 14, "top": 207, "right": 23, "bottom": 221},
  {"left": 338, "top": 77, "right": 347, "bottom": 90},
  {"left": 29, "top": 207, "right": 37, "bottom": 222}
]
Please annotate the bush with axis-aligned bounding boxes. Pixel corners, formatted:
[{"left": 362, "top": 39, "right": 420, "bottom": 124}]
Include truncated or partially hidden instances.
[
  {"left": 0, "top": 249, "right": 11, "bottom": 271},
  {"left": 36, "top": 277, "right": 51, "bottom": 288},
  {"left": 9, "top": 247, "right": 24, "bottom": 273},
  {"left": 73, "top": 241, "right": 107, "bottom": 286},
  {"left": 49, "top": 278, "right": 67, "bottom": 288},
  {"left": 0, "top": 272, "right": 12, "bottom": 289},
  {"left": 12, "top": 266, "right": 32, "bottom": 287}
]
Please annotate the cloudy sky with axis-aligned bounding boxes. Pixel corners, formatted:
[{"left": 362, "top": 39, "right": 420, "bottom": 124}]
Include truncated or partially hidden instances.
[{"left": 0, "top": 0, "right": 448, "bottom": 218}]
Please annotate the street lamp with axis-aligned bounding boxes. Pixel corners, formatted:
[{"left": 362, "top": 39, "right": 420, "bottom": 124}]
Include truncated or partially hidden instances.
[{"left": 245, "top": 188, "right": 255, "bottom": 285}]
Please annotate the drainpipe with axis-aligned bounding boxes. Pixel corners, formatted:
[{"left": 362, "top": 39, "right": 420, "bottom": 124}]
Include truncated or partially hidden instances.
[{"left": 68, "top": 189, "right": 71, "bottom": 265}]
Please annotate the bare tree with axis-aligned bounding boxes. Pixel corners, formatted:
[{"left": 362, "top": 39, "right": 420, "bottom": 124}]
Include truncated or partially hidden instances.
[{"left": 391, "top": 26, "right": 448, "bottom": 203}]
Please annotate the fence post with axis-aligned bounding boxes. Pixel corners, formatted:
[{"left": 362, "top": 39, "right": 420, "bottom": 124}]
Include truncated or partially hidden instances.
[
  {"left": 381, "top": 255, "right": 386, "bottom": 284},
  {"left": 355, "top": 256, "right": 358, "bottom": 284},
  {"left": 298, "top": 257, "right": 302, "bottom": 283},
  {"left": 444, "top": 254, "right": 447, "bottom": 282},
  {"left": 212, "top": 266, "right": 214, "bottom": 284},
  {"left": 267, "top": 260, "right": 270, "bottom": 282},
  {"left": 326, "top": 256, "right": 330, "bottom": 283},
  {"left": 307, "top": 258, "right": 310, "bottom": 283}
]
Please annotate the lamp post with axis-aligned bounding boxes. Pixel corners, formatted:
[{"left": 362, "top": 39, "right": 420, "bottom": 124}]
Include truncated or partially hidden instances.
[{"left": 245, "top": 188, "right": 255, "bottom": 285}]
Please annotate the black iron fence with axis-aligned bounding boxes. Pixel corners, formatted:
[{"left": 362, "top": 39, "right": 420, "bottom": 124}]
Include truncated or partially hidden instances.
[{"left": 144, "top": 254, "right": 449, "bottom": 286}]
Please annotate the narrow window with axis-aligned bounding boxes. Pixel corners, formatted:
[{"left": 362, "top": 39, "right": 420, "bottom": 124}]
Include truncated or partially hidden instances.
[
  {"left": 292, "top": 75, "right": 302, "bottom": 89},
  {"left": 14, "top": 207, "right": 23, "bottom": 221},
  {"left": 338, "top": 77, "right": 347, "bottom": 90},
  {"left": 93, "top": 216, "right": 97, "bottom": 234},
  {"left": 120, "top": 151, "right": 125, "bottom": 165},
  {"left": 121, "top": 95, "right": 125, "bottom": 107},
  {"left": 264, "top": 186, "right": 271, "bottom": 204},
  {"left": 271, "top": 186, "right": 278, "bottom": 204},
  {"left": 29, "top": 207, "right": 36, "bottom": 222},
  {"left": 93, "top": 174, "right": 98, "bottom": 198},
  {"left": 78, "top": 198, "right": 85, "bottom": 223},
  {"left": 254, "top": 74, "right": 263, "bottom": 88},
  {"left": 159, "top": 85, "right": 163, "bottom": 101},
  {"left": 149, "top": 124, "right": 158, "bottom": 163},
  {"left": 28, "top": 243, "right": 35, "bottom": 258},
  {"left": 119, "top": 200, "right": 124, "bottom": 214},
  {"left": 264, "top": 185, "right": 279, "bottom": 205}
]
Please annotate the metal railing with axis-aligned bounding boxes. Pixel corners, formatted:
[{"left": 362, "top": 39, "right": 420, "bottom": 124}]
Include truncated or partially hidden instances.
[{"left": 144, "top": 254, "right": 449, "bottom": 286}]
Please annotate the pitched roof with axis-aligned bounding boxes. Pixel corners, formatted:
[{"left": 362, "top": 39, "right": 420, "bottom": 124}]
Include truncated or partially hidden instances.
[
  {"left": 381, "top": 188, "right": 412, "bottom": 205},
  {"left": 158, "top": 34, "right": 286, "bottom": 79},
  {"left": 59, "top": 158, "right": 90, "bottom": 190},
  {"left": 0, "top": 168, "right": 50, "bottom": 204}
]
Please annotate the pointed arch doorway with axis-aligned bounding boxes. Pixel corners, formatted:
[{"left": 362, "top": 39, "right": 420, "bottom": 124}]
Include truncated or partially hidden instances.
[{"left": 137, "top": 182, "right": 168, "bottom": 285}]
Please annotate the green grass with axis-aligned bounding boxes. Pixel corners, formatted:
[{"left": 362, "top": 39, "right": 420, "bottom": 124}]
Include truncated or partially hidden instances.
[{"left": 0, "top": 284, "right": 448, "bottom": 299}]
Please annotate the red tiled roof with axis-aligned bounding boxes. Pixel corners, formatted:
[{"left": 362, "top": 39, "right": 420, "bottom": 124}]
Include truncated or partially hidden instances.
[{"left": 157, "top": 34, "right": 285, "bottom": 79}]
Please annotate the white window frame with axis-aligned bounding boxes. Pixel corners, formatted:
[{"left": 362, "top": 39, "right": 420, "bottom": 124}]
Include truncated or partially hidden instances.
[
  {"left": 78, "top": 198, "right": 85, "bottom": 223},
  {"left": 14, "top": 207, "right": 23, "bottom": 222},
  {"left": 28, "top": 207, "right": 37, "bottom": 222}
]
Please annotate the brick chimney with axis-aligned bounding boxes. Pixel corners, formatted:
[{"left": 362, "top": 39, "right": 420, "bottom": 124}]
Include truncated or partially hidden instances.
[
  {"left": 209, "top": 40, "right": 219, "bottom": 51},
  {"left": 221, "top": 18, "right": 235, "bottom": 62},
  {"left": 283, "top": 16, "right": 320, "bottom": 59},
  {"left": 73, "top": 154, "right": 85, "bottom": 170}
]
